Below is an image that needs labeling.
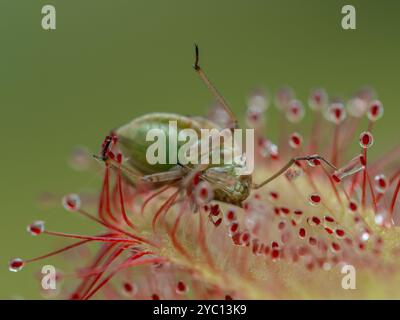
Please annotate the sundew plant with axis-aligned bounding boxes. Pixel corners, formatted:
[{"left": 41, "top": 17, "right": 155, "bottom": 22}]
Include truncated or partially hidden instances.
[{"left": 9, "top": 51, "right": 400, "bottom": 300}]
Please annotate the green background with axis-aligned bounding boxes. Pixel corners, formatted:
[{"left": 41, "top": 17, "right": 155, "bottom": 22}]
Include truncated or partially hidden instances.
[{"left": 1, "top": 0, "right": 399, "bottom": 299}]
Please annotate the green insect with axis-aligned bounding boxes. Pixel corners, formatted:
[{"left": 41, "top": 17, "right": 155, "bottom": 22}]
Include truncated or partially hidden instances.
[{"left": 99, "top": 45, "right": 337, "bottom": 208}]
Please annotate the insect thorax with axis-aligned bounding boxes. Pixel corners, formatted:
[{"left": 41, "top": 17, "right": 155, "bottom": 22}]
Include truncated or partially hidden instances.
[{"left": 212, "top": 175, "right": 252, "bottom": 207}]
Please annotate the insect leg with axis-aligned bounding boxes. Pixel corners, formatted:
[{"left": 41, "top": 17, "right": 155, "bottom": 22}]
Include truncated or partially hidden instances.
[
  {"left": 193, "top": 44, "right": 238, "bottom": 130},
  {"left": 93, "top": 154, "right": 144, "bottom": 187},
  {"left": 178, "top": 163, "right": 235, "bottom": 197},
  {"left": 252, "top": 155, "right": 338, "bottom": 189},
  {"left": 141, "top": 167, "right": 187, "bottom": 183}
]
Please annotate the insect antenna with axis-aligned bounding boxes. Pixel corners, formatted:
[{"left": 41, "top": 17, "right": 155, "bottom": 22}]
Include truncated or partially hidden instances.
[{"left": 193, "top": 44, "right": 238, "bottom": 130}]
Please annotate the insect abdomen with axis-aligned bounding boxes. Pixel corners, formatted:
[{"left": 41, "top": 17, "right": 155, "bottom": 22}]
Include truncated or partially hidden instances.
[{"left": 116, "top": 113, "right": 204, "bottom": 175}]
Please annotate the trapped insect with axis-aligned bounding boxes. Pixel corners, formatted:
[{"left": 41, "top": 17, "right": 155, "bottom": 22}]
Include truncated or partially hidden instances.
[
  {"left": 98, "top": 45, "right": 342, "bottom": 209},
  {"left": 9, "top": 45, "right": 399, "bottom": 301}
]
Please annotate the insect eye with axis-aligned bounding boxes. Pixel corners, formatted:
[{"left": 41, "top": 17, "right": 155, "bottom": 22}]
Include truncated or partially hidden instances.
[{"left": 100, "top": 134, "right": 118, "bottom": 159}]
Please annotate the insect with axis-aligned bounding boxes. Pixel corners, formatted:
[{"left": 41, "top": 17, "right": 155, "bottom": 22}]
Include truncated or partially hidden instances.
[{"left": 97, "top": 45, "right": 338, "bottom": 208}]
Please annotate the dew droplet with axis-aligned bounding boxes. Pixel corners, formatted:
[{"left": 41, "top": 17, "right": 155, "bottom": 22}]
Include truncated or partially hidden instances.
[
  {"left": 289, "top": 132, "right": 303, "bottom": 149},
  {"left": 248, "top": 89, "right": 268, "bottom": 111},
  {"left": 27, "top": 221, "right": 45, "bottom": 236},
  {"left": 331, "top": 173, "right": 341, "bottom": 183},
  {"left": 374, "top": 174, "right": 388, "bottom": 193},
  {"left": 294, "top": 209, "right": 303, "bottom": 216},
  {"left": 353, "top": 214, "right": 362, "bottom": 224},
  {"left": 241, "top": 231, "right": 251, "bottom": 246},
  {"left": 228, "top": 221, "right": 239, "bottom": 237},
  {"left": 269, "top": 191, "right": 279, "bottom": 201},
  {"left": 62, "top": 194, "right": 81, "bottom": 212},
  {"left": 213, "top": 218, "right": 222, "bottom": 227},
  {"left": 307, "top": 216, "right": 321, "bottom": 226},
  {"left": 244, "top": 215, "right": 258, "bottom": 232},
  {"left": 349, "top": 201, "right": 358, "bottom": 212},
  {"left": 306, "top": 155, "right": 321, "bottom": 167},
  {"left": 225, "top": 209, "right": 236, "bottom": 224},
  {"left": 309, "top": 237, "right": 317, "bottom": 246},
  {"left": 209, "top": 204, "right": 220, "bottom": 216},
  {"left": 231, "top": 232, "right": 242, "bottom": 246},
  {"left": 286, "top": 100, "right": 305, "bottom": 123},
  {"left": 308, "top": 193, "right": 321, "bottom": 206},
  {"left": 9, "top": 258, "right": 24, "bottom": 272},
  {"left": 271, "top": 249, "right": 280, "bottom": 260},
  {"left": 252, "top": 239, "right": 260, "bottom": 255},
  {"left": 246, "top": 100, "right": 266, "bottom": 127},
  {"left": 280, "top": 207, "right": 289, "bottom": 215},
  {"left": 347, "top": 97, "right": 367, "bottom": 118},
  {"left": 260, "top": 139, "right": 278, "bottom": 159},
  {"left": 194, "top": 181, "right": 214, "bottom": 205},
  {"left": 324, "top": 216, "right": 335, "bottom": 223},
  {"left": 275, "top": 86, "right": 294, "bottom": 111},
  {"left": 122, "top": 282, "right": 138, "bottom": 297},
  {"left": 361, "top": 231, "right": 370, "bottom": 242},
  {"left": 375, "top": 213, "right": 385, "bottom": 226},
  {"left": 331, "top": 242, "right": 341, "bottom": 252},
  {"left": 359, "top": 131, "right": 374, "bottom": 149},
  {"left": 281, "top": 231, "right": 291, "bottom": 244},
  {"left": 367, "top": 100, "right": 384, "bottom": 121},
  {"left": 322, "top": 262, "right": 332, "bottom": 271},
  {"left": 176, "top": 281, "right": 188, "bottom": 295},
  {"left": 285, "top": 168, "right": 302, "bottom": 181},
  {"left": 308, "top": 88, "right": 327, "bottom": 111},
  {"left": 327, "top": 103, "right": 346, "bottom": 124},
  {"left": 335, "top": 229, "right": 345, "bottom": 238}
]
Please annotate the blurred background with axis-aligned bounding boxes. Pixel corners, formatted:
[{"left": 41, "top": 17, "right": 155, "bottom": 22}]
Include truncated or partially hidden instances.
[{"left": 1, "top": 0, "right": 399, "bottom": 298}]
